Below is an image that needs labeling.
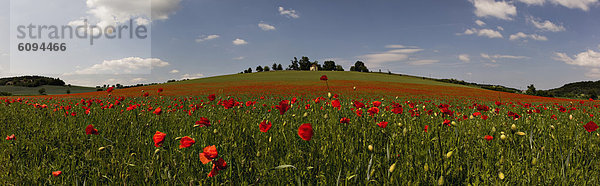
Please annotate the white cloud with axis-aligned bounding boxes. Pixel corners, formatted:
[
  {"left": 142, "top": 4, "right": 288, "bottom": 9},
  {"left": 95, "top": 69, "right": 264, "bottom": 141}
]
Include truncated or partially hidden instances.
[
  {"left": 475, "top": 20, "right": 486, "bottom": 26},
  {"left": 258, "top": 22, "right": 276, "bottom": 31},
  {"left": 181, "top": 73, "right": 204, "bottom": 79},
  {"left": 554, "top": 50, "right": 600, "bottom": 67},
  {"left": 460, "top": 28, "right": 503, "bottom": 38},
  {"left": 195, "top": 35, "right": 220, "bottom": 43},
  {"left": 496, "top": 26, "right": 504, "bottom": 31},
  {"left": 458, "top": 54, "right": 471, "bottom": 62},
  {"left": 385, "top": 44, "right": 417, "bottom": 49},
  {"left": 517, "top": 0, "right": 545, "bottom": 5},
  {"left": 83, "top": 0, "right": 181, "bottom": 27},
  {"left": 64, "top": 57, "right": 169, "bottom": 75},
  {"left": 358, "top": 45, "right": 433, "bottom": 67},
  {"left": 550, "top": 0, "right": 598, "bottom": 11},
  {"left": 470, "top": 0, "right": 517, "bottom": 20},
  {"left": 387, "top": 48, "right": 424, "bottom": 54},
  {"left": 233, "top": 38, "right": 248, "bottom": 45},
  {"left": 408, "top": 59, "right": 440, "bottom": 65},
  {"left": 233, "top": 56, "right": 245, "bottom": 60},
  {"left": 131, "top": 77, "right": 147, "bottom": 83},
  {"left": 585, "top": 68, "right": 600, "bottom": 78},
  {"left": 278, "top": 6, "right": 299, "bottom": 18},
  {"left": 509, "top": 32, "right": 548, "bottom": 41},
  {"left": 528, "top": 16, "right": 566, "bottom": 32},
  {"left": 169, "top": 69, "right": 179, "bottom": 74},
  {"left": 135, "top": 17, "right": 150, "bottom": 26},
  {"left": 481, "top": 53, "right": 529, "bottom": 62}
]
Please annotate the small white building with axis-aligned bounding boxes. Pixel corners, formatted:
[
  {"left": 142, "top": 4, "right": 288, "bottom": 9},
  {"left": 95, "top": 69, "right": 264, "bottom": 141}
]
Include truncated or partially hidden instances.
[{"left": 310, "top": 64, "right": 318, "bottom": 71}]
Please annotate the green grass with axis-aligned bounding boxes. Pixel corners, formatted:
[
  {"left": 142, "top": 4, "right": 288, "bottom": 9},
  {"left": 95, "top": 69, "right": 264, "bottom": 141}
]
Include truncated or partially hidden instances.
[
  {"left": 173, "top": 71, "right": 473, "bottom": 88},
  {"left": 0, "top": 85, "right": 96, "bottom": 96}
]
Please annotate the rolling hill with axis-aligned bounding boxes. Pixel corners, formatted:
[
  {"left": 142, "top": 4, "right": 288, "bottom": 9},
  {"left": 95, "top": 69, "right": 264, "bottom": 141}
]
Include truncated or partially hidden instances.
[{"left": 58, "top": 71, "right": 568, "bottom": 102}]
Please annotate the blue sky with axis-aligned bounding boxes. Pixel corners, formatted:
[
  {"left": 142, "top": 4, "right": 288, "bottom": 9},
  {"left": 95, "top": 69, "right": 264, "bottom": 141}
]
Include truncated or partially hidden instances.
[{"left": 2, "top": 0, "right": 600, "bottom": 89}]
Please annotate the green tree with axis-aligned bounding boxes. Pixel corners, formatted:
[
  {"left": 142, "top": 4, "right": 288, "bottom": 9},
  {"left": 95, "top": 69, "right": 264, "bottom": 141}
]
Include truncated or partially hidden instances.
[
  {"left": 263, "top": 66, "right": 270, "bottom": 71},
  {"left": 351, "top": 61, "right": 369, "bottom": 72},
  {"left": 272, "top": 63, "right": 278, "bottom": 71},
  {"left": 288, "top": 57, "right": 299, "bottom": 70},
  {"left": 256, "top": 66, "right": 263, "bottom": 72},
  {"left": 323, "top": 61, "right": 336, "bottom": 71},
  {"left": 335, "top": 65, "right": 344, "bottom": 71},
  {"left": 277, "top": 64, "right": 283, "bottom": 70},
  {"left": 526, "top": 84, "right": 537, "bottom": 95},
  {"left": 299, "top": 56, "right": 312, "bottom": 70},
  {"left": 38, "top": 88, "right": 46, "bottom": 95}
]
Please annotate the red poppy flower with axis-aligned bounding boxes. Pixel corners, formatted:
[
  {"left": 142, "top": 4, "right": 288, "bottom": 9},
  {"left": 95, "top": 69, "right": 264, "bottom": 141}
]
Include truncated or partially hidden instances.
[
  {"left": 424, "top": 125, "right": 429, "bottom": 133},
  {"left": 377, "top": 121, "right": 388, "bottom": 128},
  {"left": 275, "top": 100, "right": 290, "bottom": 115},
  {"left": 484, "top": 135, "right": 493, "bottom": 141},
  {"left": 5, "top": 134, "right": 15, "bottom": 140},
  {"left": 208, "top": 94, "right": 216, "bottom": 101},
  {"left": 195, "top": 117, "right": 211, "bottom": 127},
  {"left": 551, "top": 115, "right": 557, "bottom": 120},
  {"left": 143, "top": 92, "right": 150, "bottom": 97},
  {"left": 85, "top": 124, "right": 98, "bottom": 135},
  {"left": 52, "top": 171, "right": 62, "bottom": 177},
  {"left": 353, "top": 101, "right": 365, "bottom": 109},
  {"left": 320, "top": 75, "right": 328, "bottom": 81},
  {"left": 298, "top": 123, "right": 314, "bottom": 141},
  {"left": 179, "top": 136, "right": 195, "bottom": 149},
  {"left": 372, "top": 101, "right": 382, "bottom": 107},
  {"left": 481, "top": 115, "right": 489, "bottom": 120},
  {"left": 584, "top": 121, "right": 598, "bottom": 132},
  {"left": 443, "top": 119, "right": 451, "bottom": 126},
  {"left": 355, "top": 109, "right": 363, "bottom": 117},
  {"left": 208, "top": 158, "right": 228, "bottom": 177},
  {"left": 331, "top": 99, "right": 341, "bottom": 110},
  {"left": 367, "top": 107, "right": 379, "bottom": 116},
  {"left": 199, "top": 145, "right": 219, "bottom": 164},
  {"left": 259, "top": 120, "right": 272, "bottom": 132},
  {"left": 157, "top": 88, "right": 163, "bottom": 93},
  {"left": 153, "top": 131, "right": 166, "bottom": 147},
  {"left": 153, "top": 107, "right": 162, "bottom": 115},
  {"left": 472, "top": 112, "right": 481, "bottom": 117},
  {"left": 106, "top": 87, "right": 114, "bottom": 93},
  {"left": 340, "top": 117, "right": 350, "bottom": 124}
]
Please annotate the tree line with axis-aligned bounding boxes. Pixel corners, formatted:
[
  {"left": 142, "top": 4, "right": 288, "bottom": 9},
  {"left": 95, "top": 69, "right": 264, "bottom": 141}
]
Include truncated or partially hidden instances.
[{"left": 241, "top": 56, "right": 369, "bottom": 73}]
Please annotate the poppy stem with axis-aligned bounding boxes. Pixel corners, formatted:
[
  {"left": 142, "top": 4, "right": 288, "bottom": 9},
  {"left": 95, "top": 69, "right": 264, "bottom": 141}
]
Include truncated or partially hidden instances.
[{"left": 101, "top": 135, "right": 114, "bottom": 143}]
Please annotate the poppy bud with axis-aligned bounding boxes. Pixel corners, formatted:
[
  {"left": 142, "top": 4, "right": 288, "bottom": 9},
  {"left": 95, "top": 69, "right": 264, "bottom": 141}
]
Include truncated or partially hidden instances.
[
  {"left": 154, "top": 149, "right": 160, "bottom": 155},
  {"left": 531, "top": 157, "right": 537, "bottom": 165},
  {"left": 397, "top": 123, "right": 403, "bottom": 127},
  {"left": 368, "top": 145, "right": 374, "bottom": 152},
  {"left": 511, "top": 124, "right": 517, "bottom": 131},
  {"left": 389, "top": 163, "right": 396, "bottom": 173},
  {"left": 492, "top": 127, "right": 496, "bottom": 132},
  {"left": 516, "top": 132, "right": 526, "bottom": 136},
  {"left": 303, "top": 112, "right": 308, "bottom": 117},
  {"left": 424, "top": 163, "right": 429, "bottom": 171},
  {"left": 500, "top": 134, "right": 507, "bottom": 141},
  {"left": 353, "top": 86, "right": 356, "bottom": 90},
  {"left": 98, "top": 147, "right": 106, "bottom": 151},
  {"left": 269, "top": 136, "right": 272, "bottom": 142},
  {"left": 446, "top": 151, "right": 453, "bottom": 158},
  {"left": 328, "top": 92, "right": 331, "bottom": 98},
  {"left": 498, "top": 172, "right": 505, "bottom": 180},
  {"left": 451, "top": 121, "right": 457, "bottom": 126},
  {"left": 550, "top": 125, "right": 555, "bottom": 130},
  {"left": 403, "top": 128, "right": 408, "bottom": 135},
  {"left": 213, "top": 129, "right": 218, "bottom": 134},
  {"left": 569, "top": 115, "right": 573, "bottom": 120},
  {"left": 438, "top": 175, "right": 444, "bottom": 185},
  {"left": 323, "top": 114, "right": 328, "bottom": 119}
]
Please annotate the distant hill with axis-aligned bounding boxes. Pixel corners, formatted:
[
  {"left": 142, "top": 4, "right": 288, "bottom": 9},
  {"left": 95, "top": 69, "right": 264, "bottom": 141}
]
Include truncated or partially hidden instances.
[
  {"left": 0, "top": 76, "right": 65, "bottom": 87},
  {"left": 547, "top": 81, "right": 600, "bottom": 99},
  {"left": 0, "top": 75, "right": 97, "bottom": 96}
]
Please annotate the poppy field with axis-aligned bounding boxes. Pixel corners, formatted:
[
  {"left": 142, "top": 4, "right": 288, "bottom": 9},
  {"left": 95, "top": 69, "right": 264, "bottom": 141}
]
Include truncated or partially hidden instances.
[{"left": 1, "top": 71, "right": 600, "bottom": 184}]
